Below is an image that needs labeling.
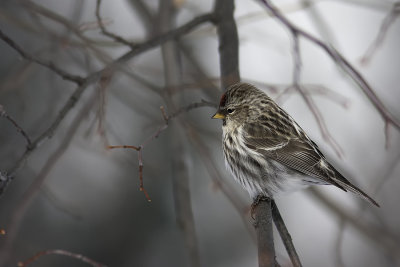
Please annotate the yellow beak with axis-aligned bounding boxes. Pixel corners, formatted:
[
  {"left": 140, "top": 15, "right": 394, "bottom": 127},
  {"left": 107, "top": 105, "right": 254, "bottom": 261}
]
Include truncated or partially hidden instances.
[{"left": 212, "top": 112, "right": 225, "bottom": 119}]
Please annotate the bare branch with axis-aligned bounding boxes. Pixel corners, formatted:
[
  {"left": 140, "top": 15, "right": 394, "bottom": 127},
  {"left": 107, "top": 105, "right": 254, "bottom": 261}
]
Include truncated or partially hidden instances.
[
  {"left": 253, "top": 196, "right": 275, "bottom": 267},
  {"left": 17, "top": 249, "right": 107, "bottom": 267},
  {"left": 107, "top": 145, "right": 151, "bottom": 201},
  {"left": 95, "top": 0, "right": 135, "bottom": 47},
  {"left": 2, "top": 80, "right": 91, "bottom": 191},
  {"left": 126, "top": 0, "right": 155, "bottom": 36},
  {"left": 308, "top": 187, "right": 400, "bottom": 261},
  {"left": 0, "top": 28, "right": 84, "bottom": 84},
  {"left": 271, "top": 201, "right": 302, "bottom": 267},
  {"left": 1, "top": 12, "right": 213, "bottom": 195},
  {"left": 95, "top": 70, "right": 114, "bottom": 148},
  {"left": 274, "top": 85, "right": 350, "bottom": 109},
  {"left": 214, "top": 0, "right": 240, "bottom": 89},
  {"left": 0, "top": 105, "right": 32, "bottom": 147},
  {"left": 0, "top": 95, "right": 97, "bottom": 265},
  {"left": 102, "top": 12, "right": 214, "bottom": 71},
  {"left": 168, "top": 99, "right": 217, "bottom": 119},
  {"left": 258, "top": 0, "right": 400, "bottom": 139},
  {"left": 360, "top": 2, "right": 400, "bottom": 65},
  {"left": 107, "top": 100, "right": 214, "bottom": 202},
  {"left": 292, "top": 30, "right": 343, "bottom": 158}
]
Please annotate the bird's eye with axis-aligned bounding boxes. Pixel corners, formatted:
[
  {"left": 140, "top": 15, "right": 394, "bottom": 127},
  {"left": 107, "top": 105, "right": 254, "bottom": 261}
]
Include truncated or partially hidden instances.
[{"left": 227, "top": 108, "right": 235, "bottom": 114}]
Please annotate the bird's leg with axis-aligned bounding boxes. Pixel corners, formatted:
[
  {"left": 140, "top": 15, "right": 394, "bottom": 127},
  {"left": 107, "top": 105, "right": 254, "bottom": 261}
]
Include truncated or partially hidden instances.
[{"left": 251, "top": 194, "right": 271, "bottom": 219}]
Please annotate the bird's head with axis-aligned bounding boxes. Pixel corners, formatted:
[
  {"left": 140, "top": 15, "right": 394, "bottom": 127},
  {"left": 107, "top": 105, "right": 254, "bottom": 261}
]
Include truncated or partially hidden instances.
[{"left": 212, "top": 82, "right": 267, "bottom": 126}]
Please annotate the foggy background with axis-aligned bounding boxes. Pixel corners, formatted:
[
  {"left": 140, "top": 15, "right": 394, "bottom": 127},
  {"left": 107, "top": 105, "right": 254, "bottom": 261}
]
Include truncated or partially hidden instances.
[{"left": 1, "top": 0, "right": 399, "bottom": 266}]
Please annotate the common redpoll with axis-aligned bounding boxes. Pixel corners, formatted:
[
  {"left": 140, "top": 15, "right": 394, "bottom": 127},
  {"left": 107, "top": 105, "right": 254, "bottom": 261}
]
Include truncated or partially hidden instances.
[{"left": 212, "top": 82, "right": 379, "bottom": 207}]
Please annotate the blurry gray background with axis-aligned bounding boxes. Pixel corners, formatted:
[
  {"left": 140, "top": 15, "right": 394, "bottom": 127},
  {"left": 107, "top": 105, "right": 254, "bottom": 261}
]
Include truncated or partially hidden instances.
[{"left": 0, "top": 0, "right": 399, "bottom": 266}]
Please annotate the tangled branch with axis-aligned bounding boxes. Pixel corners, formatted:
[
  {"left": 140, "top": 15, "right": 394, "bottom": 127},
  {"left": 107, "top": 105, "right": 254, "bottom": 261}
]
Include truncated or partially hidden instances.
[
  {"left": 0, "top": 11, "right": 214, "bottom": 195},
  {"left": 258, "top": 0, "right": 400, "bottom": 144}
]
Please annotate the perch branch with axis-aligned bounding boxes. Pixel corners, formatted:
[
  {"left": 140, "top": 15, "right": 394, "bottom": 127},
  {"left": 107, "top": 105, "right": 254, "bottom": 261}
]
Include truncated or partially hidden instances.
[
  {"left": 253, "top": 196, "right": 275, "bottom": 267},
  {"left": 271, "top": 200, "right": 302, "bottom": 267}
]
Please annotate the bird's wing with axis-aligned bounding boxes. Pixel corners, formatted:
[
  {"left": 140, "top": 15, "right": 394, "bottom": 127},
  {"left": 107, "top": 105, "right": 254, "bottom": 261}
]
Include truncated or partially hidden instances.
[
  {"left": 242, "top": 123, "right": 345, "bottom": 189},
  {"left": 244, "top": 127, "right": 381, "bottom": 206}
]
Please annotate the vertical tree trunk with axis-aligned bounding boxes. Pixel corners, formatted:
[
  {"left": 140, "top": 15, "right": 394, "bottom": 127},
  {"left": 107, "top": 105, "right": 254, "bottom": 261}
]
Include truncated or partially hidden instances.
[{"left": 159, "top": 1, "right": 200, "bottom": 267}]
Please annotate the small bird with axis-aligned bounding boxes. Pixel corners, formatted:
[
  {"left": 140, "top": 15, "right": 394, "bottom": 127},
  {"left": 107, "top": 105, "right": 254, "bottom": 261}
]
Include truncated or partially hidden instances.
[{"left": 212, "top": 82, "right": 379, "bottom": 207}]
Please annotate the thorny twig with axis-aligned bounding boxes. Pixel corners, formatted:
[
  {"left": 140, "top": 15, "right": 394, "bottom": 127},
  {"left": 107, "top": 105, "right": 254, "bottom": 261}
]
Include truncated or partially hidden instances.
[
  {"left": 0, "top": 105, "right": 32, "bottom": 147},
  {"left": 17, "top": 249, "right": 107, "bottom": 267},
  {"left": 258, "top": 0, "right": 400, "bottom": 146}
]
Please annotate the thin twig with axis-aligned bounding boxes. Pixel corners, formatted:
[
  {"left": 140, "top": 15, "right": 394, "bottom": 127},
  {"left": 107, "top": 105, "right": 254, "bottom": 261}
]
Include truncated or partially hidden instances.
[
  {"left": 23, "top": 0, "right": 114, "bottom": 64},
  {"left": 271, "top": 201, "right": 302, "bottom": 267},
  {"left": 1, "top": 78, "right": 94, "bottom": 196},
  {"left": 96, "top": 70, "right": 114, "bottom": 148},
  {"left": 168, "top": 100, "right": 217, "bottom": 119},
  {"left": 360, "top": 2, "right": 400, "bottom": 65},
  {"left": 95, "top": 0, "right": 135, "bottom": 47},
  {"left": 0, "top": 105, "right": 32, "bottom": 147},
  {"left": 308, "top": 187, "right": 400, "bottom": 261},
  {"left": 292, "top": 12, "right": 343, "bottom": 157},
  {"left": 274, "top": 85, "right": 350, "bottom": 108},
  {"left": 126, "top": 0, "right": 155, "bottom": 36},
  {"left": 17, "top": 249, "right": 107, "bottom": 267},
  {"left": 107, "top": 145, "right": 151, "bottom": 201},
  {"left": 107, "top": 100, "right": 214, "bottom": 201}
]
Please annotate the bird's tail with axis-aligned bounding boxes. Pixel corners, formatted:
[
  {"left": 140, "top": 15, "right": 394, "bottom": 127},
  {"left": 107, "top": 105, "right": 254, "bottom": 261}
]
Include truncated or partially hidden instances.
[{"left": 333, "top": 173, "right": 380, "bottom": 207}]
